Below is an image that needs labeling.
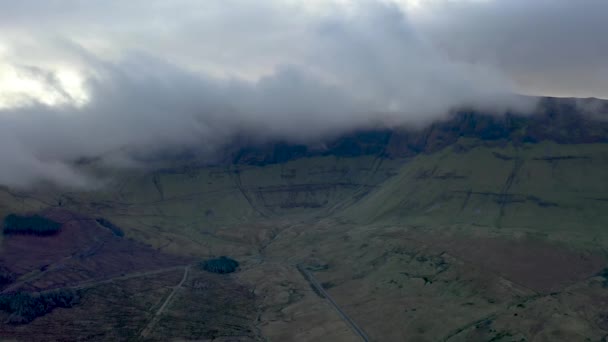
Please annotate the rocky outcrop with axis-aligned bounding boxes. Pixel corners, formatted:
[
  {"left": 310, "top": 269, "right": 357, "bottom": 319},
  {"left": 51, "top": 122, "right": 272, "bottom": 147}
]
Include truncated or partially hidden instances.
[{"left": 229, "top": 97, "right": 608, "bottom": 165}]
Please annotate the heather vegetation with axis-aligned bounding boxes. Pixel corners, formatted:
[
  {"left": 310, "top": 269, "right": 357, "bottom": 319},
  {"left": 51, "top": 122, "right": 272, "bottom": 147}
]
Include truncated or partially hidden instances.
[
  {"left": 0, "top": 289, "right": 79, "bottom": 324},
  {"left": 200, "top": 257, "right": 239, "bottom": 274},
  {"left": 3, "top": 214, "right": 62, "bottom": 236}
]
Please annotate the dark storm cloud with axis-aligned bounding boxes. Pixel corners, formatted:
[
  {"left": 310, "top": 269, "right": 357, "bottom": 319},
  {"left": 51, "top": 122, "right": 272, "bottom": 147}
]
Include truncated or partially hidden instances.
[{"left": 0, "top": 0, "right": 604, "bottom": 187}]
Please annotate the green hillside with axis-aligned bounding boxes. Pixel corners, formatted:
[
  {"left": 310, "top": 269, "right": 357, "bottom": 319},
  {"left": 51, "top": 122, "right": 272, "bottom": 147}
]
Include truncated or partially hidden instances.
[
  {"left": 1, "top": 119, "right": 608, "bottom": 340},
  {"left": 4, "top": 137, "right": 607, "bottom": 253},
  {"left": 41, "top": 155, "right": 403, "bottom": 256},
  {"left": 341, "top": 140, "right": 608, "bottom": 248}
]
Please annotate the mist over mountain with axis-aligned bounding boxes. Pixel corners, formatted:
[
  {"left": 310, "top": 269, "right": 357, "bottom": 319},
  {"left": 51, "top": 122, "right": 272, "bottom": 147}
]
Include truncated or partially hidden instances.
[
  {"left": 0, "top": 0, "right": 605, "bottom": 188},
  {"left": 1, "top": 2, "right": 608, "bottom": 341},
  {"left": 228, "top": 97, "right": 608, "bottom": 167},
  {"left": 0, "top": 2, "right": 532, "bottom": 188}
]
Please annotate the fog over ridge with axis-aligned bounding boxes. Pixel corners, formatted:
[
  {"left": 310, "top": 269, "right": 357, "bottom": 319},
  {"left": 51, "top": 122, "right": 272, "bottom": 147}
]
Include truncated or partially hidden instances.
[{"left": 0, "top": 0, "right": 606, "bottom": 187}]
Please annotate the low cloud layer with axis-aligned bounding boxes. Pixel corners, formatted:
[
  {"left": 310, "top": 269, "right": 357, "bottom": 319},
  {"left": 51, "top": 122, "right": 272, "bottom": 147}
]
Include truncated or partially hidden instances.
[
  {"left": 0, "top": 0, "right": 604, "bottom": 187},
  {"left": 411, "top": 0, "right": 608, "bottom": 99}
]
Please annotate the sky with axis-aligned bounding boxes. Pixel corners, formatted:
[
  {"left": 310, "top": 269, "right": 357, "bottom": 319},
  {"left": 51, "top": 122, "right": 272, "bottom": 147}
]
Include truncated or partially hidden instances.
[{"left": 0, "top": 0, "right": 606, "bottom": 187}]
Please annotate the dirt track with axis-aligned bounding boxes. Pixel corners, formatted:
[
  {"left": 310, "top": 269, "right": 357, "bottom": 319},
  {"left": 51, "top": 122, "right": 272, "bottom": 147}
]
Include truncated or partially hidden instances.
[{"left": 139, "top": 265, "right": 191, "bottom": 339}]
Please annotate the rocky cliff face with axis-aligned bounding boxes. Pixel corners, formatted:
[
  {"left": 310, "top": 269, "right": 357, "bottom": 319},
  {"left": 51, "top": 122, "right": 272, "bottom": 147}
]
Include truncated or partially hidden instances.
[{"left": 229, "top": 97, "right": 608, "bottom": 165}]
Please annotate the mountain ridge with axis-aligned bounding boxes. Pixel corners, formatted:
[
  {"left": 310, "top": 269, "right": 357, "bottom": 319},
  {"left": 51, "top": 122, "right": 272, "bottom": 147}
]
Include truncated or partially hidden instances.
[{"left": 228, "top": 97, "right": 608, "bottom": 166}]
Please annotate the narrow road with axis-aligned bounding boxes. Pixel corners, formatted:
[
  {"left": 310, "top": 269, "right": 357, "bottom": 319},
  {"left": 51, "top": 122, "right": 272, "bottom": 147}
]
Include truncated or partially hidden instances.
[
  {"left": 297, "top": 264, "right": 370, "bottom": 342},
  {"left": 1, "top": 255, "right": 74, "bottom": 294},
  {"left": 70, "top": 265, "right": 187, "bottom": 291},
  {"left": 139, "top": 265, "right": 190, "bottom": 339},
  {"left": 24, "top": 265, "right": 189, "bottom": 295}
]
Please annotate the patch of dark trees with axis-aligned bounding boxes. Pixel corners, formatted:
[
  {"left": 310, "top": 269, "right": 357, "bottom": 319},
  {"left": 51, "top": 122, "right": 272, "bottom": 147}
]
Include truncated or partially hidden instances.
[
  {"left": 0, "top": 289, "right": 79, "bottom": 324},
  {"left": 0, "top": 266, "right": 15, "bottom": 289},
  {"left": 2, "top": 214, "right": 62, "bottom": 236},
  {"left": 200, "top": 256, "right": 239, "bottom": 274},
  {"left": 95, "top": 218, "right": 124, "bottom": 237}
]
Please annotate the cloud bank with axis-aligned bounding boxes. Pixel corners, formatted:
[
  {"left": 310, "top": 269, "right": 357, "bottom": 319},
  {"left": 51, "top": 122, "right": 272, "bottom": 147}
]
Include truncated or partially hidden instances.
[
  {"left": 0, "top": 0, "right": 605, "bottom": 187},
  {"left": 411, "top": 0, "right": 608, "bottom": 99}
]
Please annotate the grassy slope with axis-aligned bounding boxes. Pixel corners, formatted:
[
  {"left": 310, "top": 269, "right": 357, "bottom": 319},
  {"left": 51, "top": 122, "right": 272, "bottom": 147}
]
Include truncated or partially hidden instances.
[
  {"left": 341, "top": 139, "right": 608, "bottom": 248},
  {"left": 245, "top": 140, "right": 608, "bottom": 341},
  {"left": 75, "top": 140, "right": 607, "bottom": 341},
  {"left": 2, "top": 139, "right": 608, "bottom": 341},
  {"left": 52, "top": 155, "right": 402, "bottom": 256},
  {"left": 3, "top": 139, "right": 606, "bottom": 252}
]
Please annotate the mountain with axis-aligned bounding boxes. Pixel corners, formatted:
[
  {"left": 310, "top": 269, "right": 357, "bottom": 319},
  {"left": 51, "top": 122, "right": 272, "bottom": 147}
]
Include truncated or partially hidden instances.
[
  {"left": 0, "top": 97, "right": 607, "bottom": 341},
  {"left": 230, "top": 97, "right": 608, "bottom": 165}
]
